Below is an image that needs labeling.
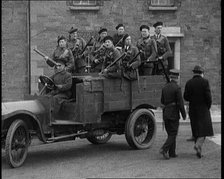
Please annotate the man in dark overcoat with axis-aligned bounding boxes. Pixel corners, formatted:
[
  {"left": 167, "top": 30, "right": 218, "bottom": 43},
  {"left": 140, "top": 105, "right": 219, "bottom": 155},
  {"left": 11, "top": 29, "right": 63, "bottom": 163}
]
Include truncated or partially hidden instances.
[
  {"left": 160, "top": 69, "right": 186, "bottom": 159},
  {"left": 184, "top": 65, "right": 214, "bottom": 158}
]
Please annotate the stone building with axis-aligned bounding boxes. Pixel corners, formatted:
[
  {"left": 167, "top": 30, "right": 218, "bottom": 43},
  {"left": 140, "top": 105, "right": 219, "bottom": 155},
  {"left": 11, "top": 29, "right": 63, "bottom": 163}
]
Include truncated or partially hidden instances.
[{"left": 2, "top": 0, "right": 221, "bottom": 104}]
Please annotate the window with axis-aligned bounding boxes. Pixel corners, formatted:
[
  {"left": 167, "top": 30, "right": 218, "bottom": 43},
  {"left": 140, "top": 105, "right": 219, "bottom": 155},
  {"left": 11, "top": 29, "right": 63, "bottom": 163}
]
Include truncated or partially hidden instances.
[
  {"left": 150, "top": 0, "right": 174, "bottom": 6},
  {"left": 148, "top": 0, "right": 177, "bottom": 11},
  {"left": 72, "top": 0, "right": 97, "bottom": 6},
  {"left": 67, "top": 0, "right": 103, "bottom": 11}
]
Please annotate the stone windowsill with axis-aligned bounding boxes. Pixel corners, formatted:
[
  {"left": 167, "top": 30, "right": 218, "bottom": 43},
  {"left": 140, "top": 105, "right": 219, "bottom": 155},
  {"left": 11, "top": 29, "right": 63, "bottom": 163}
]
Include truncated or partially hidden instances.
[
  {"left": 148, "top": 6, "right": 177, "bottom": 11},
  {"left": 68, "top": 6, "right": 100, "bottom": 11}
]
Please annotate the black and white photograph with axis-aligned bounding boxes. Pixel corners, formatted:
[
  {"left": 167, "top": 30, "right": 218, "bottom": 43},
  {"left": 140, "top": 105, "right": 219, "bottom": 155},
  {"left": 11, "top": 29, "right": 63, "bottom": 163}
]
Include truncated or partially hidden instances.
[{"left": 2, "top": 0, "right": 221, "bottom": 178}]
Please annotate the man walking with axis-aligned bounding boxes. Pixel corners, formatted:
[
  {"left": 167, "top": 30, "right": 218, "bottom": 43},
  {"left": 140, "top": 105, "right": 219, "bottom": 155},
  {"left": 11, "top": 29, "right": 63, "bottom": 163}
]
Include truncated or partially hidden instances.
[
  {"left": 160, "top": 69, "right": 186, "bottom": 159},
  {"left": 184, "top": 65, "right": 214, "bottom": 158}
]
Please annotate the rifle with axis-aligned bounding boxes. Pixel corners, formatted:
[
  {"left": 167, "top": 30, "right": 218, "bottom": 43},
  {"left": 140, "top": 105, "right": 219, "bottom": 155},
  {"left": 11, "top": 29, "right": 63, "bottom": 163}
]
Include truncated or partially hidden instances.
[
  {"left": 126, "top": 50, "right": 143, "bottom": 67},
  {"left": 100, "top": 53, "right": 127, "bottom": 74},
  {"left": 79, "top": 36, "right": 94, "bottom": 57},
  {"left": 33, "top": 48, "right": 57, "bottom": 67},
  {"left": 115, "top": 35, "right": 124, "bottom": 47}
]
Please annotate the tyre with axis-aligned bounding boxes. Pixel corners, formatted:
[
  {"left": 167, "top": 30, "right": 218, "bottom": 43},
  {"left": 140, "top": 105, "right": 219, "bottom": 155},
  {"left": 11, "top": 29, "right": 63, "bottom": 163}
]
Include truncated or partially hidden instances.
[
  {"left": 87, "top": 130, "right": 112, "bottom": 144},
  {"left": 5, "top": 119, "right": 29, "bottom": 168},
  {"left": 125, "top": 108, "right": 156, "bottom": 149}
]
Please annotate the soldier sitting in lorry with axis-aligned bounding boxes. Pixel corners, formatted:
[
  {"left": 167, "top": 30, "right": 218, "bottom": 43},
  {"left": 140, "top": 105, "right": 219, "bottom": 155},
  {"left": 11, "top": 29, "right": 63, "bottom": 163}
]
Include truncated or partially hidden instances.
[{"left": 47, "top": 59, "right": 73, "bottom": 113}]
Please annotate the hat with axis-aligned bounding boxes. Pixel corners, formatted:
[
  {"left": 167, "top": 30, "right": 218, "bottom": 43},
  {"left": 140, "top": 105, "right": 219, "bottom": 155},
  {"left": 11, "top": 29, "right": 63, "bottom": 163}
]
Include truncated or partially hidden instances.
[
  {"left": 122, "top": 34, "right": 130, "bottom": 43},
  {"left": 140, "top": 25, "right": 150, "bottom": 31},
  {"left": 192, "top": 65, "right": 204, "bottom": 73},
  {"left": 103, "top": 35, "right": 114, "bottom": 43},
  {"left": 153, "top": 21, "right": 163, "bottom": 28},
  {"left": 98, "top": 28, "right": 107, "bottom": 34},
  {"left": 68, "top": 27, "right": 78, "bottom": 34},
  {"left": 116, "top": 23, "right": 124, "bottom": 30},
  {"left": 57, "top": 35, "right": 67, "bottom": 44},
  {"left": 169, "top": 69, "right": 180, "bottom": 78}
]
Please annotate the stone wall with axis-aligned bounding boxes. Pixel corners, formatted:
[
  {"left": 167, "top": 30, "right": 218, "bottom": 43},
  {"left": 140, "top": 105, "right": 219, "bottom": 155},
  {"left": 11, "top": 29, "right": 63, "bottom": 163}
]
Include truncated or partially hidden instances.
[
  {"left": 2, "top": 0, "right": 221, "bottom": 104},
  {"left": 2, "top": 1, "right": 29, "bottom": 102}
]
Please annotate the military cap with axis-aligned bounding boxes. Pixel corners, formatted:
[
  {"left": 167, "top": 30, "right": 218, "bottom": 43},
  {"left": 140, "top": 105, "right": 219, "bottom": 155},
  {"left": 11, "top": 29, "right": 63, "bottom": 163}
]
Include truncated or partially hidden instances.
[
  {"left": 68, "top": 27, "right": 78, "bottom": 34},
  {"left": 57, "top": 35, "right": 67, "bottom": 44},
  {"left": 169, "top": 69, "right": 180, "bottom": 78},
  {"left": 116, "top": 23, "right": 124, "bottom": 30},
  {"left": 103, "top": 35, "right": 114, "bottom": 43},
  {"left": 98, "top": 28, "right": 107, "bottom": 34},
  {"left": 192, "top": 65, "right": 204, "bottom": 73},
  {"left": 122, "top": 34, "right": 130, "bottom": 43},
  {"left": 153, "top": 21, "right": 163, "bottom": 28},
  {"left": 140, "top": 25, "right": 150, "bottom": 31}
]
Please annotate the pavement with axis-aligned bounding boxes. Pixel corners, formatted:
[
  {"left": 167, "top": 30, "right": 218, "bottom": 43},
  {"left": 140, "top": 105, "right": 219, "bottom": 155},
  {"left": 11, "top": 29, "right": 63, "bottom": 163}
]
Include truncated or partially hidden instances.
[{"left": 152, "top": 105, "right": 221, "bottom": 123}]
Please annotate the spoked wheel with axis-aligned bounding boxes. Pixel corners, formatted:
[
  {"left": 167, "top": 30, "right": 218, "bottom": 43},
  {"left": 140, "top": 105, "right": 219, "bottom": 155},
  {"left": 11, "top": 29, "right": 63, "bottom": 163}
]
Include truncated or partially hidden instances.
[
  {"left": 39, "top": 75, "right": 55, "bottom": 90},
  {"left": 87, "top": 130, "right": 112, "bottom": 144},
  {"left": 5, "top": 120, "right": 29, "bottom": 168},
  {"left": 125, "top": 108, "right": 156, "bottom": 149}
]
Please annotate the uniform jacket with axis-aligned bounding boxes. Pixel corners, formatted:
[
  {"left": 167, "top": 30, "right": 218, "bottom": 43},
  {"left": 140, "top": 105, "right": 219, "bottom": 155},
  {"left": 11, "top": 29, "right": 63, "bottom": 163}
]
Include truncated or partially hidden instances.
[
  {"left": 68, "top": 37, "right": 87, "bottom": 69},
  {"left": 151, "top": 34, "right": 172, "bottom": 67},
  {"left": 184, "top": 75, "right": 213, "bottom": 137},
  {"left": 49, "top": 70, "right": 73, "bottom": 99},
  {"left": 113, "top": 33, "right": 124, "bottom": 48},
  {"left": 161, "top": 80, "right": 186, "bottom": 120},
  {"left": 136, "top": 36, "right": 157, "bottom": 68},
  {"left": 102, "top": 47, "right": 121, "bottom": 73},
  {"left": 49, "top": 47, "right": 74, "bottom": 73}
]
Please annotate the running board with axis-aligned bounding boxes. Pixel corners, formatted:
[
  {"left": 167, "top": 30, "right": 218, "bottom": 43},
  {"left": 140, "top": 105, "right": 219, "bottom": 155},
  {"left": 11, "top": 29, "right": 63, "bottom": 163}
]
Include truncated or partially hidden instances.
[
  {"left": 47, "top": 131, "right": 88, "bottom": 142},
  {"left": 51, "top": 120, "right": 84, "bottom": 125}
]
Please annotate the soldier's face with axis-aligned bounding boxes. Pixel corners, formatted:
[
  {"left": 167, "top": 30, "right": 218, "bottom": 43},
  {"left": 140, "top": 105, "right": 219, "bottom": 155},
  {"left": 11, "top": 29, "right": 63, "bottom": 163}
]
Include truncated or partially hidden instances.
[
  {"left": 117, "top": 27, "right": 125, "bottom": 35},
  {"left": 105, "top": 40, "right": 113, "bottom": 48},
  {"left": 141, "top": 29, "right": 150, "bottom": 38},
  {"left": 155, "top": 25, "right": 162, "bottom": 34},
  {"left": 100, "top": 31, "right": 107, "bottom": 39},
  {"left": 125, "top": 36, "right": 131, "bottom": 46},
  {"left": 55, "top": 63, "right": 65, "bottom": 73},
  {"left": 59, "top": 39, "right": 67, "bottom": 48},
  {"left": 70, "top": 32, "right": 78, "bottom": 39}
]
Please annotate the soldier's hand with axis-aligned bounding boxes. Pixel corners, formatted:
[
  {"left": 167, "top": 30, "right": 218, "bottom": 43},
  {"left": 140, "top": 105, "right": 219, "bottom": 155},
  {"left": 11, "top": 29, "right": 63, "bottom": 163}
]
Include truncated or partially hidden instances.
[
  {"left": 44, "top": 56, "right": 49, "bottom": 60},
  {"left": 158, "top": 56, "right": 163, "bottom": 60},
  {"left": 56, "top": 84, "right": 63, "bottom": 89},
  {"left": 94, "top": 59, "right": 99, "bottom": 63},
  {"left": 104, "top": 69, "right": 108, "bottom": 73}
]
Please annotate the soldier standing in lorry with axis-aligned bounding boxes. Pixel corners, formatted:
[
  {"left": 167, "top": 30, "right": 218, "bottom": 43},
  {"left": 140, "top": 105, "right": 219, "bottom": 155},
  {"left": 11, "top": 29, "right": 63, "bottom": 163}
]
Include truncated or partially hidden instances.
[
  {"left": 151, "top": 21, "right": 172, "bottom": 75},
  {"left": 113, "top": 23, "right": 125, "bottom": 52},
  {"left": 44, "top": 35, "right": 74, "bottom": 74},
  {"left": 121, "top": 34, "right": 141, "bottom": 80},
  {"left": 136, "top": 25, "right": 157, "bottom": 76},
  {"left": 67, "top": 27, "right": 87, "bottom": 73}
]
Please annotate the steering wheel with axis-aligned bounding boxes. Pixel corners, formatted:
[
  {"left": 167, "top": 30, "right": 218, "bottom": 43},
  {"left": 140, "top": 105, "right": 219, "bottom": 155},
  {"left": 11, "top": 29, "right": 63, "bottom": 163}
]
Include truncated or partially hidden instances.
[{"left": 39, "top": 75, "right": 56, "bottom": 90}]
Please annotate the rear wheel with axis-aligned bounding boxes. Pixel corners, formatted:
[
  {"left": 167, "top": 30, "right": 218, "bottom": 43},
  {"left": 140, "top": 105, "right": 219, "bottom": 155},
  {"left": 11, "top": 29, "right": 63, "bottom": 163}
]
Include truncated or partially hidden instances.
[
  {"left": 87, "top": 130, "right": 112, "bottom": 144},
  {"left": 5, "top": 120, "right": 29, "bottom": 168},
  {"left": 125, "top": 108, "right": 156, "bottom": 149}
]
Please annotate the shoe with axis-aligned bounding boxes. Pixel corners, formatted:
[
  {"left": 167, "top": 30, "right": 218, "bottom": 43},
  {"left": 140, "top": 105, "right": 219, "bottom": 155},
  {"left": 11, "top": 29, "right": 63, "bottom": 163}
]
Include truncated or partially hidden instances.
[
  {"left": 160, "top": 150, "right": 169, "bottom": 160},
  {"left": 170, "top": 154, "right": 178, "bottom": 158},
  {"left": 194, "top": 146, "right": 202, "bottom": 158},
  {"left": 186, "top": 137, "right": 195, "bottom": 141}
]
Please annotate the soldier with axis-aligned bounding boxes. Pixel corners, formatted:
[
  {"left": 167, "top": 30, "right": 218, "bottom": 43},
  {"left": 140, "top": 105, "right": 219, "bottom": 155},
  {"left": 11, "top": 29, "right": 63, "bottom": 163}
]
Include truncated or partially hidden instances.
[
  {"left": 184, "top": 65, "right": 214, "bottom": 158},
  {"left": 151, "top": 21, "right": 172, "bottom": 75},
  {"left": 47, "top": 59, "right": 73, "bottom": 113},
  {"left": 113, "top": 23, "right": 125, "bottom": 51},
  {"left": 136, "top": 25, "right": 157, "bottom": 76},
  {"left": 160, "top": 69, "right": 186, "bottom": 159},
  {"left": 45, "top": 35, "right": 74, "bottom": 74},
  {"left": 100, "top": 36, "right": 122, "bottom": 78},
  {"left": 121, "top": 34, "right": 141, "bottom": 80},
  {"left": 90, "top": 28, "right": 108, "bottom": 72},
  {"left": 67, "top": 27, "right": 87, "bottom": 73}
]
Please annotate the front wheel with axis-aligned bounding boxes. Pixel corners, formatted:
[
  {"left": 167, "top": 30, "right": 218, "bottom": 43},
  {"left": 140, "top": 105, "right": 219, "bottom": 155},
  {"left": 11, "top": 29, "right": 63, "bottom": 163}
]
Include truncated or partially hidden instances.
[
  {"left": 125, "top": 108, "right": 156, "bottom": 149},
  {"left": 5, "top": 120, "right": 30, "bottom": 168}
]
